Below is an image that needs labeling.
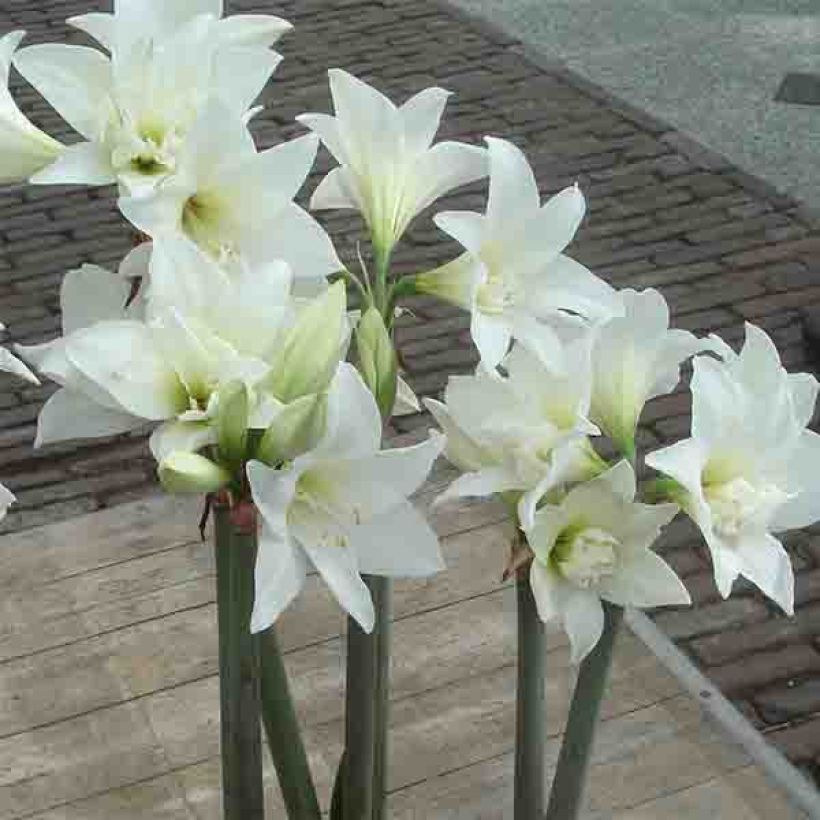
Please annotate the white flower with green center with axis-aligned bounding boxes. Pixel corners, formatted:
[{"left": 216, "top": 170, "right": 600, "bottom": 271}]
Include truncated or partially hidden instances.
[
  {"left": 525, "top": 460, "right": 689, "bottom": 662},
  {"left": 0, "top": 31, "right": 63, "bottom": 184},
  {"left": 247, "top": 363, "right": 445, "bottom": 633},
  {"left": 415, "top": 137, "right": 621, "bottom": 369},
  {"left": 426, "top": 339, "right": 606, "bottom": 528},
  {"left": 12, "top": 6, "right": 284, "bottom": 195},
  {"left": 646, "top": 323, "right": 820, "bottom": 615},
  {"left": 297, "top": 69, "right": 488, "bottom": 260},
  {"left": 587, "top": 287, "right": 712, "bottom": 459},
  {"left": 119, "top": 101, "right": 340, "bottom": 287}
]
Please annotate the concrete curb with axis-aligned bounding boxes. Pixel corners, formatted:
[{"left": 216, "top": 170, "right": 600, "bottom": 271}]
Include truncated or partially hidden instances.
[{"left": 627, "top": 609, "right": 820, "bottom": 819}]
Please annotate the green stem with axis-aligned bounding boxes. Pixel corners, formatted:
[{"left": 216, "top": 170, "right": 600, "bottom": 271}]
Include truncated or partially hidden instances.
[
  {"left": 259, "top": 627, "right": 322, "bottom": 819},
  {"left": 545, "top": 602, "right": 624, "bottom": 820},
  {"left": 514, "top": 571, "right": 548, "bottom": 819},
  {"left": 213, "top": 503, "right": 265, "bottom": 820},
  {"left": 342, "top": 575, "right": 391, "bottom": 820}
]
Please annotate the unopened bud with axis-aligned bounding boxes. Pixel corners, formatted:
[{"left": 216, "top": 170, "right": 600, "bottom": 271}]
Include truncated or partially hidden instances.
[
  {"left": 256, "top": 392, "right": 328, "bottom": 465},
  {"left": 355, "top": 307, "right": 397, "bottom": 420},
  {"left": 159, "top": 451, "right": 231, "bottom": 495},
  {"left": 216, "top": 380, "right": 249, "bottom": 468}
]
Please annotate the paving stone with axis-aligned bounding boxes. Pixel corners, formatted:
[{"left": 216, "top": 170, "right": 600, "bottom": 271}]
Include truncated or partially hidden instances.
[
  {"left": 764, "top": 716, "right": 820, "bottom": 763},
  {"left": 653, "top": 598, "right": 769, "bottom": 642},
  {"left": 754, "top": 679, "right": 820, "bottom": 725},
  {"left": 708, "top": 645, "right": 820, "bottom": 697}
]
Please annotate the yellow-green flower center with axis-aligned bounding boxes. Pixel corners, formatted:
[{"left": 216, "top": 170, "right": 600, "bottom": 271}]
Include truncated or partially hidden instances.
[
  {"left": 555, "top": 525, "right": 619, "bottom": 589},
  {"left": 704, "top": 476, "right": 787, "bottom": 540}
]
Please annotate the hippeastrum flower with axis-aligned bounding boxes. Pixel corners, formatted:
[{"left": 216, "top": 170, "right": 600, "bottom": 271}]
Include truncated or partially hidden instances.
[
  {"left": 297, "top": 69, "right": 488, "bottom": 260},
  {"left": 0, "top": 31, "right": 63, "bottom": 183},
  {"left": 13, "top": 10, "right": 281, "bottom": 195},
  {"left": 67, "top": 1, "right": 292, "bottom": 56},
  {"left": 426, "top": 339, "right": 606, "bottom": 528},
  {"left": 587, "top": 287, "right": 710, "bottom": 460},
  {"left": 415, "top": 137, "right": 621, "bottom": 369},
  {"left": 525, "top": 460, "right": 689, "bottom": 662},
  {"left": 246, "top": 363, "right": 445, "bottom": 633},
  {"left": 645, "top": 323, "right": 820, "bottom": 615},
  {"left": 119, "top": 101, "right": 340, "bottom": 286}
]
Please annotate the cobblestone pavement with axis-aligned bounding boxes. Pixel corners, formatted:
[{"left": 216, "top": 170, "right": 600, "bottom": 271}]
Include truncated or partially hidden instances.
[{"left": 1, "top": 0, "right": 820, "bottom": 788}]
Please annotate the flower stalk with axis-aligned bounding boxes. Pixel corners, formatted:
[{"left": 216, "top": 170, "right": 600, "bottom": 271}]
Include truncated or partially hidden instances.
[
  {"left": 514, "top": 564, "right": 547, "bottom": 819},
  {"left": 544, "top": 602, "right": 624, "bottom": 820},
  {"left": 213, "top": 501, "right": 265, "bottom": 820}
]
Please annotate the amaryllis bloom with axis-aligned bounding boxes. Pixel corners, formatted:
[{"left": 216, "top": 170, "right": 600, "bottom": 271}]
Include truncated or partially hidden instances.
[
  {"left": 298, "top": 69, "right": 488, "bottom": 258},
  {"left": 12, "top": 5, "right": 283, "bottom": 194},
  {"left": 525, "top": 460, "right": 689, "bottom": 662},
  {"left": 247, "top": 363, "right": 445, "bottom": 633},
  {"left": 0, "top": 31, "right": 62, "bottom": 183},
  {"left": 119, "top": 102, "right": 340, "bottom": 286},
  {"left": 587, "top": 287, "right": 710, "bottom": 459},
  {"left": 415, "top": 137, "right": 620, "bottom": 369},
  {"left": 645, "top": 323, "right": 820, "bottom": 615},
  {"left": 426, "top": 340, "right": 606, "bottom": 529}
]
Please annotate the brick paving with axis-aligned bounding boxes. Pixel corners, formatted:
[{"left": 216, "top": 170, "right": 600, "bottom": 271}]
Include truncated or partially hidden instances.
[{"left": 1, "top": 0, "right": 820, "bottom": 787}]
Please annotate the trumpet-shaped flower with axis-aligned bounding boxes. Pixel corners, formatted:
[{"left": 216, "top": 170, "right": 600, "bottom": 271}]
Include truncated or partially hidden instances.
[
  {"left": 416, "top": 137, "right": 621, "bottom": 369},
  {"left": 588, "top": 287, "right": 710, "bottom": 458},
  {"left": 14, "top": 10, "right": 281, "bottom": 194},
  {"left": 645, "top": 323, "right": 820, "bottom": 615},
  {"left": 525, "top": 460, "right": 689, "bottom": 662},
  {"left": 426, "top": 340, "right": 606, "bottom": 528},
  {"left": 298, "top": 69, "right": 488, "bottom": 258},
  {"left": 0, "top": 31, "right": 63, "bottom": 183},
  {"left": 247, "top": 363, "right": 445, "bottom": 633},
  {"left": 119, "top": 102, "right": 340, "bottom": 285}
]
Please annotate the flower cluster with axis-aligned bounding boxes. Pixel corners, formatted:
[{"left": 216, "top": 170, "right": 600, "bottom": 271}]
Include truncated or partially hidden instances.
[{"left": 3, "top": 0, "right": 820, "bottom": 663}]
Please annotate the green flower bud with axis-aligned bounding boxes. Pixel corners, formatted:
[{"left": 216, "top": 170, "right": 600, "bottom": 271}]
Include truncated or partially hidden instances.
[
  {"left": 355, "top": 306, "right": 398, "bottom": 420},
  {"left": 159, "top": 451, "right": 231, "bottom": 495},
  {"left": 267, "top": 281, "right": 347, "bottom": 403},
  {"left": 216, "top": 380, "right": 249, "bottom": 468},
  {"left": 256, "top": 392, "right": 328, "bottom": 466}
]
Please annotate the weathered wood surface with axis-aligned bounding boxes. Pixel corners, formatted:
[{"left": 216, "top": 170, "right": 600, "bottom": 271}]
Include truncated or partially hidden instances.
[{"left": 0, "top": 480, "right": 806, "bottom": 818}]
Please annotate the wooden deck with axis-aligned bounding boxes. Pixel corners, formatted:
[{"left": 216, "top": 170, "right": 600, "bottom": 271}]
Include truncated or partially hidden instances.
[{"left": 0, "top": 459, "right": 807, "bottom": 819}]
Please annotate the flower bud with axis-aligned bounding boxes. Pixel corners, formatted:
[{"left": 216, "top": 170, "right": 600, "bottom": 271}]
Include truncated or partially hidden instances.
[
  {"left": 159, "top": 451, "right": 231, "bottom": 495},
  {"left": 266, "top": 281, "right": 347, "bottom": 403},
  {"left": 216, "top": 380, "right": 249, "bottom": 468},
  {"left": 355, "top": 307, "right": 398, "bottom": 420},
  {"left": 256, "top": 392, "right": 328, "bottom": 465}
]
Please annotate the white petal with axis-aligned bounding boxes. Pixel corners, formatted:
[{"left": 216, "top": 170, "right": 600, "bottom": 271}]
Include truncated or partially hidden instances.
[
  {"left": 30, "top": 140, "right": 115, "bottom": 186},
  {"left": 211, "top": 46, "right": 282, "bottom": 117},
  {"left": 296, "top": 112, "right": 346, "bottom": 164},
  {"left": 735, "top": 533, "right": 794, "bottom": 616},
  {"left": 712, "top": 545, "right": 742, "bottom": 599},
  {"left": 563, "top": 588, "right": 605, "bottom": 663},
  {"left": 241, "top": 133, "right": 318, "bottom": 212},
  {"left": 596, "top": 459, "right": 637, "bottom": 503},
  {"left": 149, "top": 419, "right": 215, "bottom": 461},
  {"left": 788, "top": 371, "right": 819, "bottom": 431},
  {"left": 471, "top": 310, "right": 511, "bottom": 370},
  {"left": 423, "top": 397, "right": 488, "bottom": 473},
  {"left": 247, "top": 459, "right": 299, "bottom": 537},
  {"left": 393, "top": 375, "right": 420, "bottom": 416},
  {"left": 35, "top": 387, "right": 143, "bottom": 447},
  {"left": 433, "top": 210, "right": 486, "bottom": 255},
  {"left": 217, "top": 14, "right": 293, "bottom": 48},
  {"left": 527, "top": 504, "right": 571, "bottom": 564},
  {"left": 484, "top": 136, "right": 539, "bottom": 228},
  {"left": 0, "top": 482, "right": 15, "bottom": 521},
  {"left": 772, "top": 429, "right": 820, "bottom": 530},
  {"left": 645, "top": 438, "right": 705, "bottom": 500},
  {"left": 118, "top": 242, "right": 152, "bottom": 283},
  {"left": 250, "top": 522, "right": 308, "bottom": 634},
  {"left": 520, "top": 184, "right": 586, "bottom": 259},
  {"left": 301, "top": 538, "right": 374, "bottom": 633},
  {"left": 60, "top": 264, "right": 131, "bottom": 335},
  {"left": 67, "top": 13, "right": 115, "bottom": 50},
  {"left": 0, "top": 346, "right": 38, "bottom": 383},
  {"left": 400, "top": 86, "right": 450, "bottom": 154},
  {"left": 435, "top": 466, "right": 520, "bottom": 507},
  {"left": 65, "top": 320, "right": 185, "bottom": 420},
  {"left": 690, "top": 355, "right": 744, "bottom": 446},
  {"left": 601, "top": 550, "right": 690, "bottom": 608},
  {"left": 309, "top": 166, "right": 359, "bottom": 211},
  {"left": 530, "top": 560, "right": 570, "bottom": 624},
  {"left": 14, "top": 44, "right": 111, "bottom": 139},
  {"left": 350, "top": 500, "right": 444, "bottom": 577},
  {"left": 412, "top": 141, "right": 488, "bottom": 222}
]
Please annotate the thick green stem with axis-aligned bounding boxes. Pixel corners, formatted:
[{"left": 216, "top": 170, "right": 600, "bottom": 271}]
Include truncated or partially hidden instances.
[
  {"left": 342, "top": 575, "right": 391, "bottom": 820},
  {"left": 514, "top": 571, "right": 547, "bottom": 819},
  {"left": 213, "top": 503, "right": 265, "bottom": 820},
  {"left": 545, "top": 602, "right": 624, "bottom": 820},
  {"left": 259, "top": 627, "right": 322, "bottom": 819}
]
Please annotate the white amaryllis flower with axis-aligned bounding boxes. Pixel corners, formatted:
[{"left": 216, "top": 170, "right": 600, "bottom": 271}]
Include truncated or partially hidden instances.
[
  {"left": 587, "top": 287, "right": 710, "bottom": 459},
  {"left": 67, "top": 0, "right": 292, "bottom": 56},
  {"left": 415, "top": 137, "right": 621, "bottom": 369},
  {"left": 13, "top": 8, "right": 283, "bottom": 194},
  {"left": 20, "top": 238, "right": 346, "bottom": 458},
  {"left": 297, "top": 69, "right": 488, "bottom": 259},
  {"left": 426, "top": 340, "right": 606, "bottom": 529},
  {"left": 0, "top": 31, "right": 63, "bottom": 183},
  {"left": 247, "top": 363, "right": 445, "bottom": 633},
  {"left": 526, "top": 460, "right": 689, "bottom": 662},
  {"left": 645, "top": 323, "right": 820, "bottom": 615},
  {"left": 119, "top": 102, "right": 340, "bottom": 285}
]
